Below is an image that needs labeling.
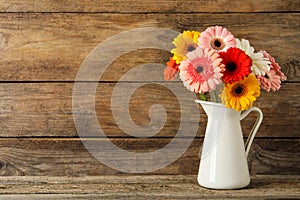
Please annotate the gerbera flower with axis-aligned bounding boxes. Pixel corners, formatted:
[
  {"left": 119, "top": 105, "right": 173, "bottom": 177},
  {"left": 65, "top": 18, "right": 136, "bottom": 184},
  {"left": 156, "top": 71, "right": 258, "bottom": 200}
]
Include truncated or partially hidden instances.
[
  {"left": 199, "top": 26, "right": 236, "bottom": 52},
  {"left": 179, "top": 47, "right": 224, "bottom": 93},
  {"left": 235, "top": 38, "right": 270, "bottom": 76},
  {"left": 221, "top": 74, "right": 261, "bottom": 111},
  {"left": 257, "top": 69, "right": 282, "bottom": 92},
  {"left": 219, "top": 47, "right": 252, "bottom": 84},
  {"left": 171, "top": 31, "right": 200, "bottom": 64},
  {"left": 260, "top": 50, "right": 286, "bottom": 81},
  {"left": 257, "top": 50, "right": 287, "bottom": 91},
  {"left": 164, "top": 57, "right": 180, "bottom": 80},
  {"left": 182, "top": 30, "right": 201, "bottom": 44}
]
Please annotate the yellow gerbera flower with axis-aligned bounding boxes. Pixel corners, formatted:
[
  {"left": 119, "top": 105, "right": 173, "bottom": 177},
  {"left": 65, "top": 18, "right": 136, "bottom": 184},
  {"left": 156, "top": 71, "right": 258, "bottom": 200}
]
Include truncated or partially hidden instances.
[
  {"left": 221, "top": 74, "right": 261, "bottom": 111},
  {"left": 171, "top": 31, "right": 200, "bottom": 64},
  {"left": 183, "top": 30, "right": 200, "bottom": 44}
]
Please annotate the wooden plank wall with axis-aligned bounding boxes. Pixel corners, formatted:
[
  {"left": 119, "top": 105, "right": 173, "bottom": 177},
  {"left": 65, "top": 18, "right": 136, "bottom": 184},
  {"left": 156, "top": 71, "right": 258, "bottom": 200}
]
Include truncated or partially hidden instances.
[{"left": 0, "top": 0, "right": 299, "bottom": 176}]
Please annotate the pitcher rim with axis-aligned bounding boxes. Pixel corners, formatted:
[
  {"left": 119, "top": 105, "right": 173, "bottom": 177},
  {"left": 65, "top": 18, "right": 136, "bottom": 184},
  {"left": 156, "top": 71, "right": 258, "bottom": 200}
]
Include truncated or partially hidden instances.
[{"left": 195, "top": 99, "right": 225, "bottom": 108}]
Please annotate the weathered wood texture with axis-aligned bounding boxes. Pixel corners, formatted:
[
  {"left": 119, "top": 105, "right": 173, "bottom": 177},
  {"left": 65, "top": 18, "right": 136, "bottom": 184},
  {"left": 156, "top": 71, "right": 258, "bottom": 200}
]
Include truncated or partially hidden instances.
[
  {"left": 0, "top": 82, "right": 298, "bottom": 137},
  {"left": 0, "top": 175, "right": 299, "bottom": 199},
  {"left": 0, "top": 13, "right": 298, "bottom": 81},
  {"left": 0, "top": 0, "right": 299, "bottom": 13},
  {"left": 0, "top": 0, "right": 299, "bottom": 187},
  {"left": 0, "top": 138, "right": 298, "bottom": 176}
]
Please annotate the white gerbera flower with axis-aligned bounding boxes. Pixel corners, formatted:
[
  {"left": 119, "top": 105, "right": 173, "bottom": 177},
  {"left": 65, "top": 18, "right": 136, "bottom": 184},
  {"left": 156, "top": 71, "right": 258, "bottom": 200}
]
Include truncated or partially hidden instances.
[{"left": 235, "top": 38, "right": 270, "bottom": 75}]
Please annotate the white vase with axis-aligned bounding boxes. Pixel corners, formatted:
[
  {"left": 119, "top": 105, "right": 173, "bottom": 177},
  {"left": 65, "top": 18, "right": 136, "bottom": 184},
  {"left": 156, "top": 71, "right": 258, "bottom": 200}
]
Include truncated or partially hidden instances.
[{"left": 195, "top": 100, "right": 263, "bottom": 189}]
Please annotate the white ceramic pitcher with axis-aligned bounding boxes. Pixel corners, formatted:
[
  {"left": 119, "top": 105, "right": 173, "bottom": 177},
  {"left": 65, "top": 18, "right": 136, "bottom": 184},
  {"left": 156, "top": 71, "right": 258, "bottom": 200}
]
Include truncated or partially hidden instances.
[{"left": 195, "top": 100, "right": 263, "bottom": 189}]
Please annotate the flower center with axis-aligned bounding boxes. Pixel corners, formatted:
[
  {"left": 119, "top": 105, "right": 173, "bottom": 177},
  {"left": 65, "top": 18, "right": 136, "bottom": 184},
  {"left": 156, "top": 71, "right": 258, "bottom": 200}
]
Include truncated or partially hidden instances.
[
  {"left": 234, "top": 86, "right": 243, "bottom": 95},
  {"left": 196, "top": 66, "right": 204, "bottom": 73},
  {"left": 264, "top": 73, "right": 269, "bottom": 79},
  {"left": 231, "top": 84, "right": 246, "bottom": 97},
  {"left": 210, "top": 38, "right": 225, "bottom": 50},
  {"left": 214, "top": 40, "right": 221, "bottom": 48},
  {"left": 187, "top": 45, "right": 196, "bottom": 52},
  {"left": 226, "top": 62, "right": 237, "bottom": 72}
]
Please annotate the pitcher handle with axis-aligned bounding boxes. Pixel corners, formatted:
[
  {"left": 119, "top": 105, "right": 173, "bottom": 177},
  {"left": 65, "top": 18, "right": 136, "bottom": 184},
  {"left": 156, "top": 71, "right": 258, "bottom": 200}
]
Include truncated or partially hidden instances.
[{"left": 240, "top": 107, "right": 263, "bottom": 157}]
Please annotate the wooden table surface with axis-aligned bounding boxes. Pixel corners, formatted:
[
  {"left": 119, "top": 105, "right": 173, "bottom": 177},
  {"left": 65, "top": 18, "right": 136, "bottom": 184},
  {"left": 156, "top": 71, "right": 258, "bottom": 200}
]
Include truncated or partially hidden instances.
[{"left": 0, "top": 175, "right": 298, "bottom": 199}]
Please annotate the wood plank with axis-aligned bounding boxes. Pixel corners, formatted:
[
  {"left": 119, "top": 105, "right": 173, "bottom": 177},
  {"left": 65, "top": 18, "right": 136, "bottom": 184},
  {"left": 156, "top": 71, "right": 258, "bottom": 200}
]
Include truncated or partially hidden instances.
[
  {"left": 0, "top": 138, "right": 298, "bottom": 176},
  {"left": 0, "top": 13, "right": 298, "bottom": 81},
  {"left": 0, "top": 0, "right": 298, "bottom": 13},
  {"left": 0, "top": 82, "right": 298, "bottom": 137},
  {"left": 0, "top": 175, "right": 299, "bottom": 199}
]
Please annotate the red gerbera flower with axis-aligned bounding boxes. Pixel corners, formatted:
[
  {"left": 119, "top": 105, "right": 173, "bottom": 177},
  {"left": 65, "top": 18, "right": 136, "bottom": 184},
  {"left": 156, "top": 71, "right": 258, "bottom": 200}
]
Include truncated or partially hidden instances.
[
  {"left": 164, "top": 57, "right": 180, "bottom": 80},
  {"left": 219, "top": 47, "right": 252, "bottom": 84}
]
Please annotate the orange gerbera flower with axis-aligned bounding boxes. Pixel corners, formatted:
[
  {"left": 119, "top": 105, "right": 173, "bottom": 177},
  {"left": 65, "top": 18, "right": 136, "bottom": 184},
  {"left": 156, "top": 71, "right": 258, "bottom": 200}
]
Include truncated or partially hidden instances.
[{"left": 164, "top": 57, "right": 180, "bottom": 80}]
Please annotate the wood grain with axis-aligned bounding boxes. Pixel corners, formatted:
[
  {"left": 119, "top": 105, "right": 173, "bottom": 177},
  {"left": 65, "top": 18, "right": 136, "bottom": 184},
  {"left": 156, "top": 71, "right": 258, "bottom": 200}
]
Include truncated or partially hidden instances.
[
  {"left": 0, "top": 0, "right": 298, "bottom": 186},
  {"left": 0, "top": 13, "right": 298, "bottom": 81},
  {"left": 0, "top": 175, "right": 299, "bottom": 199},
  {"left": 0, "top": 82, "right": 298, "bottom": 137},
  {"left": 0, "top": 0, "right": 298, "bottom": 13},
  {"left": 0, "top": 138, "right": 298, "bottom": 176}
]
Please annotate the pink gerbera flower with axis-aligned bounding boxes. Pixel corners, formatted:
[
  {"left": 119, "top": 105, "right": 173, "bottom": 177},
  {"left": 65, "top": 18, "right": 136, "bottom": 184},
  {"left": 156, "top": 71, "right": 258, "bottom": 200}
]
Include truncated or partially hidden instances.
[
  {"left": 260, "top": 50, "right": 287, "bottom": 81},
  {"left": 199, "top": 26, "right": 236, "bottom": 52},
  {"left": 257, "top": 51, "right": 287, "bottom": 92},
  {"left": 257, "top": 69, "right": 282, "bottom": 92},
  {"left": 179, "top": 46, "right": 224, "bottom": 93}
]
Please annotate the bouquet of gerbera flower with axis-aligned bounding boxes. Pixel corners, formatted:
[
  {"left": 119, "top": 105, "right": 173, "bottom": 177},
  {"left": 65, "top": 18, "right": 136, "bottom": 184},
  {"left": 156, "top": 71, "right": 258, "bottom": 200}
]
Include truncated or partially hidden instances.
[{"left": 164, "top": 26, "right": 286, "bottom": 111}]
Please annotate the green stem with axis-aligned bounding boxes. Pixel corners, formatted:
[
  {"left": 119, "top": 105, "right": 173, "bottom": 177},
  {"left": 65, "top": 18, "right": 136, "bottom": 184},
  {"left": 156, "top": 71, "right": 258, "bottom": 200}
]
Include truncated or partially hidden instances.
[
  {"left": 199, "top": 93, "right": 207, "bottom": 101},
  {"left": 211, "top": 90, "right": 218, "bottom": 103}
]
